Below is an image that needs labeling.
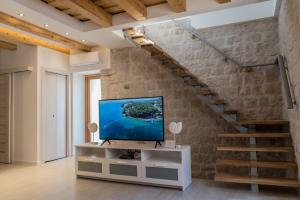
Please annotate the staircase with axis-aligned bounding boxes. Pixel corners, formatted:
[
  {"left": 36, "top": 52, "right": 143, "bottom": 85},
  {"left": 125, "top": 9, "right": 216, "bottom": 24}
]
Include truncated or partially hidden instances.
[{"left": 122, "top": 28, "right": 300, "bottom": 190}]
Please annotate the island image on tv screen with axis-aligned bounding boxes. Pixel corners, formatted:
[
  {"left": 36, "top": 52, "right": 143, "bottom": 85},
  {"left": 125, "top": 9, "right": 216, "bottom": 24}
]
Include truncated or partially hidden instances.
[{"left": 99, "top": 96, "right": 164, "bottom": 141}]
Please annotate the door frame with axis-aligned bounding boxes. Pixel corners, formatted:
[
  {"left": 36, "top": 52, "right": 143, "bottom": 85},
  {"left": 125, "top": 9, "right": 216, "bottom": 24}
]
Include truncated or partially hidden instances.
[
  {"left": 85, "top": 74, "right": 100, "bottom": 143},
  {"left": 40, "top": 68, "right": 71, "bottom": 163}
]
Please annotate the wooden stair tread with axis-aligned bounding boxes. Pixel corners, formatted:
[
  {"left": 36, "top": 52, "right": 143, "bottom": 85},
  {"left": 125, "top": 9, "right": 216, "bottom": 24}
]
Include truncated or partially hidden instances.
[
  {"left": 151, "top": 52, "right": 171, "bottom": 60},
  {"left": 223, "top": 110, "right": 238, "bottom": 115},
  {"left": 198, "top": 88, "right": 216, "bottom": 95},
  {"left": 217, "top": 133, "right": 290, "bottom": 138},
  {"left": 216, "top": 159, "right": 297, "bottom": 169},
  {"left": 132, "top": 37, "right": 153, "bottom": 45},
  {"left": 184, "top": 79, "right": 207, "bottom": 87},
  {"left": 172, "top": 68, "right": 193, "bottom": 78},
  {"left": 236, "top": 120, "right": 289, "bottom": 125},
  {"left": 162, "top": 60, "right": 180, "bottom": 69},
  {"left": 209, "top": 98, "right": 226, "bottom": 105},
  {"left": 123, "top": 28, "right": 144, "bottom": 38},
  {"left": 141, "top": 44, "right": 163, "bottom": 54},
  {"left": 217, "top": 145, "right": 293, "bottom": 152},
  {"left": 215, "top": 173, "right": 300, "bottom": 188}
]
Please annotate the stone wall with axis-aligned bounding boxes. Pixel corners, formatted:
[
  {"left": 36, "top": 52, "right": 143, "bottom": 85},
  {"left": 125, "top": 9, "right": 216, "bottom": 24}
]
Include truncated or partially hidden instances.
[
  {"left": 145, "top": 18, "right": 283, "bottom": 120},
  {"left": 102, "top": 47, "right": 233, "bottom": 179},
  {"left": 278, "top": 0, "right": 300, "bottom": 178},
  {"left": 102, "top": 18, "right": 284, "bottom": 179}
]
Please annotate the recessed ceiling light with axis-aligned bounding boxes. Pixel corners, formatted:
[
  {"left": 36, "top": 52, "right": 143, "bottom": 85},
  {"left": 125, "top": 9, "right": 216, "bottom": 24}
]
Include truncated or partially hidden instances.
[
  {"left": 18, "top": 13, "right": 25, "bottom": 17},
  {"left": 44, "top": 24, "right": 49, "bottom": 27},
  {"left": 65, "top": 32, "right": 69, "bottom": 36},
  {"left": 81, "top": 39, "right": 86, "bottom": 42}
]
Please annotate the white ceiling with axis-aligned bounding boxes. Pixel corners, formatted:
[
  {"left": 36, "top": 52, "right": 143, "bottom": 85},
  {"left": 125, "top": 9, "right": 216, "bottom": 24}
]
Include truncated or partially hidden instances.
[{"left": 0, "top": 0, "right": 277, "bottom": 49}]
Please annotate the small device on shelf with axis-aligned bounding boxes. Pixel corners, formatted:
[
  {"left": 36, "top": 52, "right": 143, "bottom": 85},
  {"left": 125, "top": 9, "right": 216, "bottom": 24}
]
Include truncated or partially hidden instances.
[{"left": 119, "top": 150, "right": 139, "bottom": 160}]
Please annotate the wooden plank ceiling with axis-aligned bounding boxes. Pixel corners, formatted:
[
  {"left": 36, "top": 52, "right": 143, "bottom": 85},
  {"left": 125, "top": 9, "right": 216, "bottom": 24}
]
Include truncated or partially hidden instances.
[
  {"left": 0, "top": 40, "right": 17, "bottom": 51},
  {"left": 41, "top": 0, "right": 188, "bottom": 26}
]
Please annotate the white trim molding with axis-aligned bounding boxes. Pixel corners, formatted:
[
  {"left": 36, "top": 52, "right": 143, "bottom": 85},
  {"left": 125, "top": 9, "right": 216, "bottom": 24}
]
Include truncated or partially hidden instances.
[{"left": 0, "top": 66, "right": 33, "bottom": 75}]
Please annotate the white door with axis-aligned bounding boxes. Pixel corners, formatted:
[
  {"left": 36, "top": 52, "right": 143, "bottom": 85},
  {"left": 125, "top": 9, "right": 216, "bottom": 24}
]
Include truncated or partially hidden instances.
[
  {"left": 45, "top": 72, "right": 67, "bottom": 162},
  {"left": 56, "top": 74, "right": 67, "bottom": 159},
  {"left": 0, "top": 74, "right": 11, "bottom": 163}
]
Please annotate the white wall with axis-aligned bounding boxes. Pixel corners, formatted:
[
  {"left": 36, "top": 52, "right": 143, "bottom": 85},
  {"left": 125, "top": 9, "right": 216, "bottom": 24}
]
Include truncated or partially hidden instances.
[
  {"left": 72, "top": 73, "right": 85, "bottom": 154},
  {"left": 0, "top": 43, "right": 38, "bottom": 163},
  {"left": 37, "top": 46, "right": 69, "bottom": 71},
  {"left": 0, "top": 44, "right": 99, "bottom": 163}
]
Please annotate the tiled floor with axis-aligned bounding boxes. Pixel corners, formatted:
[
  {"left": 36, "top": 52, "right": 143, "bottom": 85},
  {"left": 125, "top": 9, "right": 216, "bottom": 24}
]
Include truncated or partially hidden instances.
[{"left": 0, "top": 158, "right": 298, "bottom": 200}]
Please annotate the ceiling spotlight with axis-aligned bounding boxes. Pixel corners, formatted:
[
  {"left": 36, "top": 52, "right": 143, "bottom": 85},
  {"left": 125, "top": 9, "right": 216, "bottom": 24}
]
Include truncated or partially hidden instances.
[
  {"left": 65, "top": 32, "right": 69, "bottom": 36},
  {"left": 44, "top": 24, "right": 49, "bottom": 27},
  {"left": 81, "top": 39, "right": 86, "bottom": 42},
  {"left": 18, "top": 13, "right": 25, "bottom": 17}
]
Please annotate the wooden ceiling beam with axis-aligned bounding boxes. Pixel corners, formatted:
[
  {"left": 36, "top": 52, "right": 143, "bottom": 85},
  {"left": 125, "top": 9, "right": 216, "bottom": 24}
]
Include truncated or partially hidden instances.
[
  {"left": 112, "top": 0, "right": 147, "bottom": 21},
  {"left": 52, "top": 0, "right": 112, "bottom": 27},
  {"left": 0, "top": 27, "right": 70, "bottom": 54},
  {"left": 167, "top": 0, "right": 186, "bottom": 12},
  {"left": 0, "top": 40, "right": 17, "bottom": 51},
  {"left": 215, "top": 0, "right": 231, "bottom": 3},
  {"left": 0, "top": 11, "right": 91, "bottom": 52}
]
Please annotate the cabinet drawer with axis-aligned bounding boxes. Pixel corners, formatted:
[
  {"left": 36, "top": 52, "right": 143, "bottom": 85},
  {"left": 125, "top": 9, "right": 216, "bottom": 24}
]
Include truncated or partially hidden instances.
[
  {"left": 78, "top": 161, "right": 102, "bottom": 173},
  {"left": 146, "top": 166, "right": 178, "bottom": 181},
  {"left": 107, "top": 160, "right": 141, "bottom": 181},
  {"left": 110, "top": 164, "right": 137, "bottom": 177},
  {"left": 142, "top": 162, "right": 182, "bottom": 186},
  {"left": 76, "top": 157, "right": 105, "bottom": 177}
]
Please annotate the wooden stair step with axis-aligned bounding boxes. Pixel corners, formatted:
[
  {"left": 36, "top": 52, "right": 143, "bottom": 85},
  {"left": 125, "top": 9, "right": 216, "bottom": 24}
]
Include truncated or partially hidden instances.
[
  {"left": 132, "top": 37, "right": 154, "bottom": 46},
  {"left": 209, "top": 98, "right": 226, "bottom": 105},
  {"left": 173, "top": 68, "right": 193, "bottom": 78},
  {"left": 123, "top": 28, "right": 144, "bottom": 38},
  {"left": 198, "top": 88, "right": 216, "bottom": 96},
  {"left": 141, "top": 44, "right": 163, "bottom": 54},
  {"left": 184, "top": 79, "right": 207, "bottom": 87},
  {"left": 217, "top": 132, "right": 290, "bottom": 138},
  {"left": 236, "top": 120, "right": 289, "bottom": 125},
  {"left": 223, "top": 110, "right": 238, "bottom": 115},
  {"left": 162, "top": 60, "right": 180, "bottom": 69},
  {"left": 214, "top": 173, "right": 300, "bottom": 188},
  {"left": 217, "top": 145, "right": 293, "bottom": 153},
  {"left": 151, "top": 52, "right": 171, "bottom": 60},
  {"left": 216, "top": 159, "right": 297, "bottom": 169},
  {"left": 130, "top": 35, "right": 145, "bottom": 40}
]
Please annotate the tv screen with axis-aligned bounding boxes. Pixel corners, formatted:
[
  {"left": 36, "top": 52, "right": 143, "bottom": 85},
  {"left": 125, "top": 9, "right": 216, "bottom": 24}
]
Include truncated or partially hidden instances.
[{"left": 99, "top": 96, "right": 164, "bottom": 141}]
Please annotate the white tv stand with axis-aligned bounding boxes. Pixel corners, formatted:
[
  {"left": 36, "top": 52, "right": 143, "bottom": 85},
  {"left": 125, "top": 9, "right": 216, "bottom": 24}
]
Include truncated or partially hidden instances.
[{"left": 75, "top": 143, "right": 192, "bottom": 190}]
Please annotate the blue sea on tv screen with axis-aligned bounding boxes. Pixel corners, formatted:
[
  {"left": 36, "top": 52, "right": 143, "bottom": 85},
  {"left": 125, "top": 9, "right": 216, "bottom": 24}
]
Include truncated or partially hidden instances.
[{"left": 99, "top": 97, "right": 164, "bottom": 141}]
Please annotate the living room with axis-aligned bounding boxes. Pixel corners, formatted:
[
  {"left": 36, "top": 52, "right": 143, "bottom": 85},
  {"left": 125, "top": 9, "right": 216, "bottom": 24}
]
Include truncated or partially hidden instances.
[{"left": 0, "top": 0, "right": 300, "bottom": 199}]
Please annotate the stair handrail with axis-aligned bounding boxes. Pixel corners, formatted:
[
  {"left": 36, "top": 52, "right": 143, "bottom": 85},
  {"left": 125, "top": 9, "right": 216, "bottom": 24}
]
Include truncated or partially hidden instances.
[
  {"left": 277, "top": 55, "right": 296, "bottom": 109},
  {"left": 172, "top": 19, "right": 242, "bottom": 67},
  {"left": 172, "top": 19, "right": 277, "bottom": 68}
]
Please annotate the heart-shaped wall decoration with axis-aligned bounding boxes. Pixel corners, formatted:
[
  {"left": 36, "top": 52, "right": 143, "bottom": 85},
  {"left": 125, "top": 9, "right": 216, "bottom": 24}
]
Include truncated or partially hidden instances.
[{"left": 169, "top": 122, "right": 183, "bottom": 135}]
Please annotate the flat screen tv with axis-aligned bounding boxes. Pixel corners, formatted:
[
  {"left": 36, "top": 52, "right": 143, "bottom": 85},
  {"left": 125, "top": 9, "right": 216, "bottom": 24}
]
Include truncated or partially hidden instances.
[{"left": 99, "top": 96, "right": 164, "bottom": 142}]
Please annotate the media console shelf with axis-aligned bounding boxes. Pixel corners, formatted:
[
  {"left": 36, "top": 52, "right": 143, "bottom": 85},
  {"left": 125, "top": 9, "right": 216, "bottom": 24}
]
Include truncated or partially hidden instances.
[{"left": 75, "top": 143, "right": 192, "bottom": 190}]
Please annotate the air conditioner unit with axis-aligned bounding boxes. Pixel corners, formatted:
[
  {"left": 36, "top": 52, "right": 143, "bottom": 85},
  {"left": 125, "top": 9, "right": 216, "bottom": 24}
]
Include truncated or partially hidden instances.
[{"left": 70, "top": 51, "right": 100, "bottom": 67}]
